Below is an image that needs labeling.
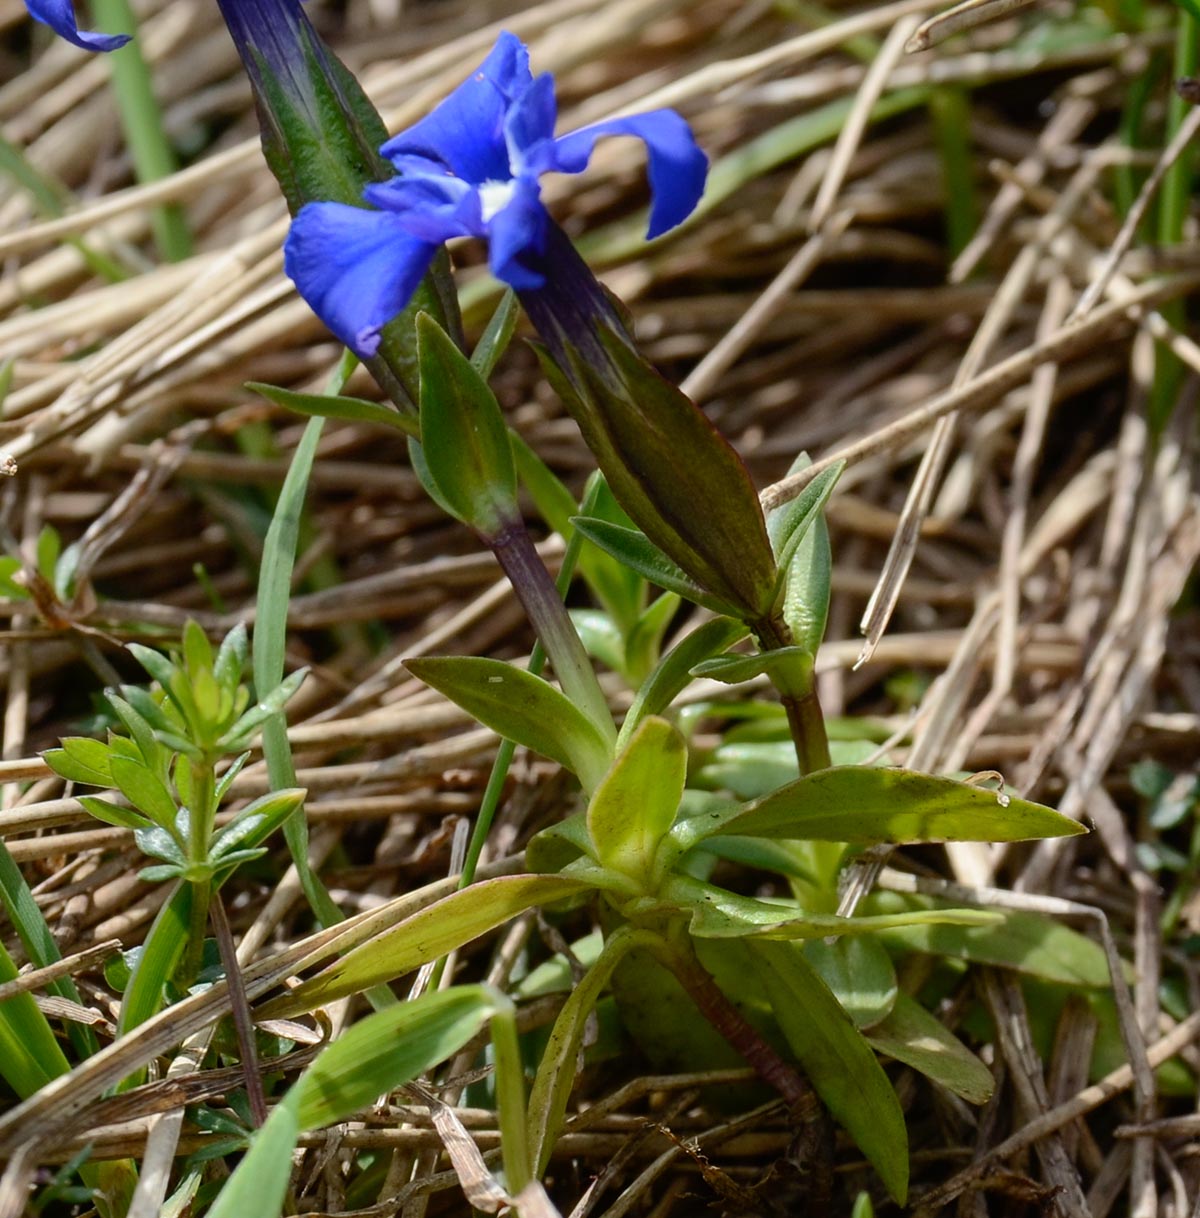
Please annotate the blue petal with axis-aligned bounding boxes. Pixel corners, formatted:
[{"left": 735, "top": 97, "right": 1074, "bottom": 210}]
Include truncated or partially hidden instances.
[
  {"left": 547, "top": 110, "right": 708, "bottom": 238},
  {"left": 379, "top": 31, "right": 532, "bottom": 185},
  {"left": 25, "top": 0, "right": 130, "bottom": 49},
  {"left": 503, "top": 73, "right": 557, "bottom": 172},
  {"left": 486, "top": 175, "right": 548, "bottom": 290},
  {"left": 364, "top": 171, "right": 483, "bottom": 243},
  {"left": 284, "top": 203, "right": 436, "bottom": 358}
]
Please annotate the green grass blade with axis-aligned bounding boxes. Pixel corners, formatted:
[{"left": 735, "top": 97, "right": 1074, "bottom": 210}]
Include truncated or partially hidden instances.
[
  {"left": 0, "top": 841, "right": 97, "bottom": 1057},
  {"left": 91, "top": 0, "right": 192, "bottom": 262}
]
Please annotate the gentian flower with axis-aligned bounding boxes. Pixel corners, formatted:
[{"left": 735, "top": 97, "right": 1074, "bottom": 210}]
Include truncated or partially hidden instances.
[
  {"left": 284, "top": 31, "right": 708, "bottom": 358},
  {"left": 24, "top": 0, "right": 129, "bottom": 50}
]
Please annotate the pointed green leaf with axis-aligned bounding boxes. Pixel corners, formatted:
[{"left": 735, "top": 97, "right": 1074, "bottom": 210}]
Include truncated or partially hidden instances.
[
  {"left": 44, "top": 738, "right": 113, "bottom": 787},
  {"left": 527, "top": 926, "right": 648, "bottom": 1174},
  {"left": 803, "top": 935, "right": 896, "bottom": 1029},
  {"left": 470, "top": 289, "right": 519, "bottom": 378},
  {"left": 867, "top": 993, "right": 994, "bottom": 1104},
  {"left": 692, "top": 646, "right": 813, "bottom": 688},
  {"left": 182, "top": 619, "right": 214, "bottom": 679},
  {"left": 248, "top": 382, "right": 418, "bottom": 436},
  {"left": 417, "top": 312, "right": 518, "bottom": 536},
  {"left": 265, "top": 875, "right": 592, "bottom": 1015},
  {"left": 106, "top": 693, "right": 166, "bottom": 777},
  {"left": 617, "top": 617, "right": 750, "bottom": 750},
  {"left": 404, "top": 655, "right": 613, "bottom": 792},
  {"left": 203, "top": 1090, "right": 299, "bottom": 1218},
  {"left": 293, "top": 986, "right": 499, "bottom": 1128},
  {"left": 781, "top": 506, "right": 831, "bottom": 654},
  {"left": 766, "top": 459, "right": 843, "bottom": 571},
  {"left": 661, "top": 875, "right": 999, "bottom": 941},
  {"left": 109, "top": 756, "right": 178, "bottom": 828},
  {"left": 570, "top": 517, "right": 737, "bottom": 616},
  {"left": 77, "top": 796, "right": 152, "bottom": 831},
  {"left": 35, "top": 525, "right": 60, "bottom": 583},
  {"left": 587, "top": 716, "right": 686, "bottom": 887},
  {"left": 217, "top": 668, "right": 307, "bottom": 749},
  {"left": 0, "top": 557, "right": 29, "bottom": 601},
  {"left": 210, "top": 788, "right": 306, "bottom": 859},
  {"left": 213, "top": 622, "right": 249, "bottom": 692},
  {"left": 748, "top": 940, "right": 909, "bottom": 1203},
  {"left": 867, "top": 893, "right": 1112, "bottom": 987},
  {"left": 707, "top": 767, "right": 1087, "bottom": 845}
]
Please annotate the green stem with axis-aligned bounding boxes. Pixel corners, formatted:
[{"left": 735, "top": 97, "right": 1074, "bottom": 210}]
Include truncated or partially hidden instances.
[
  {"left": 91, "top": 0, "right": 192, "bottom": 262},
  {"left": 459, "top": 477, "right": 603, "bottom": 888},
  {"left": 182, "top": 756, "right": 216, "bottom": 982},
  {"left": 753, "top": 617, "right": 831, "bottom": 775}
]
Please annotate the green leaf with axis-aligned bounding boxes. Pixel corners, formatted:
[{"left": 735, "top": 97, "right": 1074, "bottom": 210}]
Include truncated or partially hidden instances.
[
  {"left": 210, "top": 988, "right": 499, "bottom": 1218},
  {"left": 706, "top": 767, "right": 1088, "bottom": 845},
  {"left": 624, "top": 592, "right": 680, "bottom": 686},
  {"left": 867, "top": 893, "right": 1112, "bottom": 987},
  {"left": 213, "top": 751, "right": 251, "bottom": 806},
  {"left": 210, "top": 788, "right": 306, "bottom": 859},
  {"left": 0, "top": 940, "right": 70, "bottom": 1097},
  {"left": 866, "top": 993, "right": 994, "bottom": 1105},
  {"left": 44, "top": 738, "right": 113, "bottom": 787},
  {"left": 0, "top": 556, "right": 29, "bottom": 601},
  {"left": 587, "top": 717, "right": 686, "bottom": 888},
  {"left": 293, "top": 986, "right": 498, "bottom": 1128},
  {"left": 109, "top": 755, "right": 178, "bottom": 828},
  {"left": 182, "top": 619, "right": 214, "bottom": 679},
  {"left": 692, "top": 646, "right": 813, "bottom": 688},
  {"left": 404, "top": 655, "right": 613, "bottom": 793},
  {"left": 263, "top": 875, "right": 593, "bottom": 1015},
  {"left": 248, "top": 382, "right": 418, "bottom": 436},
  {"left": 766, "top": 459, "right": 843, "bottom": 572},
  {"left": 617, "top": 617, "right": 750, "bottom": 750},
  {"left": 659, "top": 875, "right": 999, "bottom": 941},
  {"left": 115, "top": 684, "right": 175, "bottom": 735},
  {"left": 217, "top": 668, "right": 307, "bottom": 749},
  {"left": 527, "top": 926, "right": 649, "bottom": 1173},
  {"left": 803, "top": 936, "right": 896, "bottom": 1029},
  {"left": 417, "top": 312, "right": 518, "bottom": 537},
  {"left": 203, "top": 1090, "right": 300, "bottom": 1218},
  {"left": 570, "top": 609, "right": 627, "bottom": 676},
  {"left": 213, "top": 622, "right": 249, "bottom": 693},
  {"left": 134, "top": 825, "right": 186, "bottom": 866},
  {"left": 106, "top": 692, "right": 167, "bottom": 778},
  {"left": 470, "top": 288, "right": 519, "bottom": 378},
  {"left": 118, "top": 882, "right": 193, "bottom": 1040},
  {"left": 570, "top": 517, "right": 737, "bottom": 616},
  {"left": 781, "top": 503, "right": 832, "bottom": 654},
  {"left": 77, "top": 796, "right": 152, "bottom": 831},
  {"left": 35, "top": 525, "right": 60, "bottom": 583},
  {"left": 748, "top": 940, "right": 909, "bottom": 1203}
]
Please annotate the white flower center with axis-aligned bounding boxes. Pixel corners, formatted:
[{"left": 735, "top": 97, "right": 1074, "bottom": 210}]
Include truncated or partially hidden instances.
[{"left": 478, "top": 179, "right": 517, "bottom": 223}]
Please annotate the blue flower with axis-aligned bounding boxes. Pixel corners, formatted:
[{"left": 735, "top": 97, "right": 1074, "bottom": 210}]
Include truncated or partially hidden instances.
[
  {"left": 24, "top": 0, "right": 129, "bottom": 50},
  {"left": 284, "top": 31, "right": 707, "bottom": 357}
]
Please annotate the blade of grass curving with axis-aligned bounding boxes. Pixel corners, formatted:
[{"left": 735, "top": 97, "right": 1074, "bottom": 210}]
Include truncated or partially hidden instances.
[
  {"left": 1149, "top": 9, "right": 1197, "bottom": 430},
  {"left": 0, "top": 841, "right": 97, "bottom": 1057},
  {"left": 255, "top": 353, "right": 357, "bottom": 928},
  {"left": 0, "top": 939, "right": 71, "bottom": 1095},
  {"left": 90, "top": 0, "right": 192, "bottom": 262}
]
